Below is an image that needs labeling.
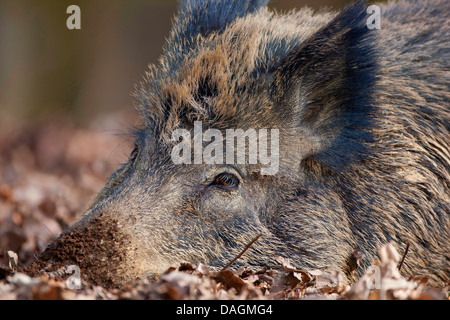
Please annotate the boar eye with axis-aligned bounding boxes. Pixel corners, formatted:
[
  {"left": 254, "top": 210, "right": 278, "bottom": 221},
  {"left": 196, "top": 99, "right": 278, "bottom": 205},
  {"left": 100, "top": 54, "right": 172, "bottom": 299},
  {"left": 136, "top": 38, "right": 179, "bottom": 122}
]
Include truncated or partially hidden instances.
[
  {"left": 211, "top": 172, "right": 239, "bottom": 189},
  {"left": 130, "top": 145, "right": 139, "bottom": 162}
]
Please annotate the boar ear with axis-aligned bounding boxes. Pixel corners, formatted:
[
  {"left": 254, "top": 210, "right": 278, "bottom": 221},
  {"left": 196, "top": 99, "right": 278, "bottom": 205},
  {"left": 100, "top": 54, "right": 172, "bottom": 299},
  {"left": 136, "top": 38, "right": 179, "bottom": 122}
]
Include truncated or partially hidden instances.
[
  {"left": 171, "top": 0, "right": 269, "bottom": 56},
  {"left": 177, "top": 0, "right": 269, "bottom": 37},
  {"left": 273, "top": 1, "right": 378, "bottom": 169},
  {"left": 166, "top": 0, "right": 269, "bottom": 69}
]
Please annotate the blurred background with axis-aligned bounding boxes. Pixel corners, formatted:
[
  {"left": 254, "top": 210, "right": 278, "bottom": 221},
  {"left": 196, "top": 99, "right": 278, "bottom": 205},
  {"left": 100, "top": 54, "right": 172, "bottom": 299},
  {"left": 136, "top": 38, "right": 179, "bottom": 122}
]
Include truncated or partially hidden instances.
[
  {"left": 0, "top": 0, "right": 350, "bottom": 123},
  {"left": 0, "top": 0, "right": 350, "bottom": 265}
]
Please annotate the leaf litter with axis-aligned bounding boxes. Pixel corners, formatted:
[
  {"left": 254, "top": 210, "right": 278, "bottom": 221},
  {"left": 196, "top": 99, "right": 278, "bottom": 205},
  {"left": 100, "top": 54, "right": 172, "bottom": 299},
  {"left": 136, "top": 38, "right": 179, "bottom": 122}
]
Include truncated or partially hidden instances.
[{"left": 0, "top": 116, "right": 448, "bottom": 300}]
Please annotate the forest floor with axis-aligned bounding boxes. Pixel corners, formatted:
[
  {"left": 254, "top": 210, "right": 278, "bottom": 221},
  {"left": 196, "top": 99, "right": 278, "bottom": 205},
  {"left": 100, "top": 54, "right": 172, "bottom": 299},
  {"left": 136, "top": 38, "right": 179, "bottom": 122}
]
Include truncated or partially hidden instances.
[{"left": 0, "top": 114, "right": 447, "bottom": 300}]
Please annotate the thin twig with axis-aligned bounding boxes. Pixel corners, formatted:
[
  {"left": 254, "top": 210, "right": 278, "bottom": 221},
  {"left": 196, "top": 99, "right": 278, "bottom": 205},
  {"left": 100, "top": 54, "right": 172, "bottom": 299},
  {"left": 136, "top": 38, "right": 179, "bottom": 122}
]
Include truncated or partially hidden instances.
[
  {"left": 398, "top": 241, "right": 410, "bottom": 271},
  {"left": 220, "top": 233, "right": 263, "bottom": 272}
]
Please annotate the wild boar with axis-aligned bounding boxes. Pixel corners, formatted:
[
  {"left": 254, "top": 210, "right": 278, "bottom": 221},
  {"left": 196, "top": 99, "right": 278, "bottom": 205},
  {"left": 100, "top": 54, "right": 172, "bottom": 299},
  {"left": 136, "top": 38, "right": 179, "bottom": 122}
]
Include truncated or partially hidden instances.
[{"left": 37, "top": 0, "right": 449, "bottom": 287}]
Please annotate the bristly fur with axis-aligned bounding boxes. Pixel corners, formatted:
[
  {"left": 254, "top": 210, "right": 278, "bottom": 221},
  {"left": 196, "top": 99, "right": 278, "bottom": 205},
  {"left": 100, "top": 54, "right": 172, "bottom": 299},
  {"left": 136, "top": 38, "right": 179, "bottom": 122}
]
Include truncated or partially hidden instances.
[{"left": 134, "top": 0, "right": 335, "bottom": 139}]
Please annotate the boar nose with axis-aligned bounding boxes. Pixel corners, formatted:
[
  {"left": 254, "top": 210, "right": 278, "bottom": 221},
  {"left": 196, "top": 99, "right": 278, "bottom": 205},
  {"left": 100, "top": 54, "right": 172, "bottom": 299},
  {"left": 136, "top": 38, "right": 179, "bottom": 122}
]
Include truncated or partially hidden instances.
[{"left": 35, "top": 210, "right": 136, "bottom": 288}]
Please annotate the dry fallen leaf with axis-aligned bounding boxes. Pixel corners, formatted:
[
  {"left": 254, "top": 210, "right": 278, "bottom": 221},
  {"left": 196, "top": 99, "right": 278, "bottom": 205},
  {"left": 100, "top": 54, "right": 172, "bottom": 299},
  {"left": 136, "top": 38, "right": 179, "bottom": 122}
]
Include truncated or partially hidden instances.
[
  {"left": 346, "top": 243, "right": 446, "bottom": 300},
  {"left": 6, "top": 251, "right": 18, "bottom": 272}
]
